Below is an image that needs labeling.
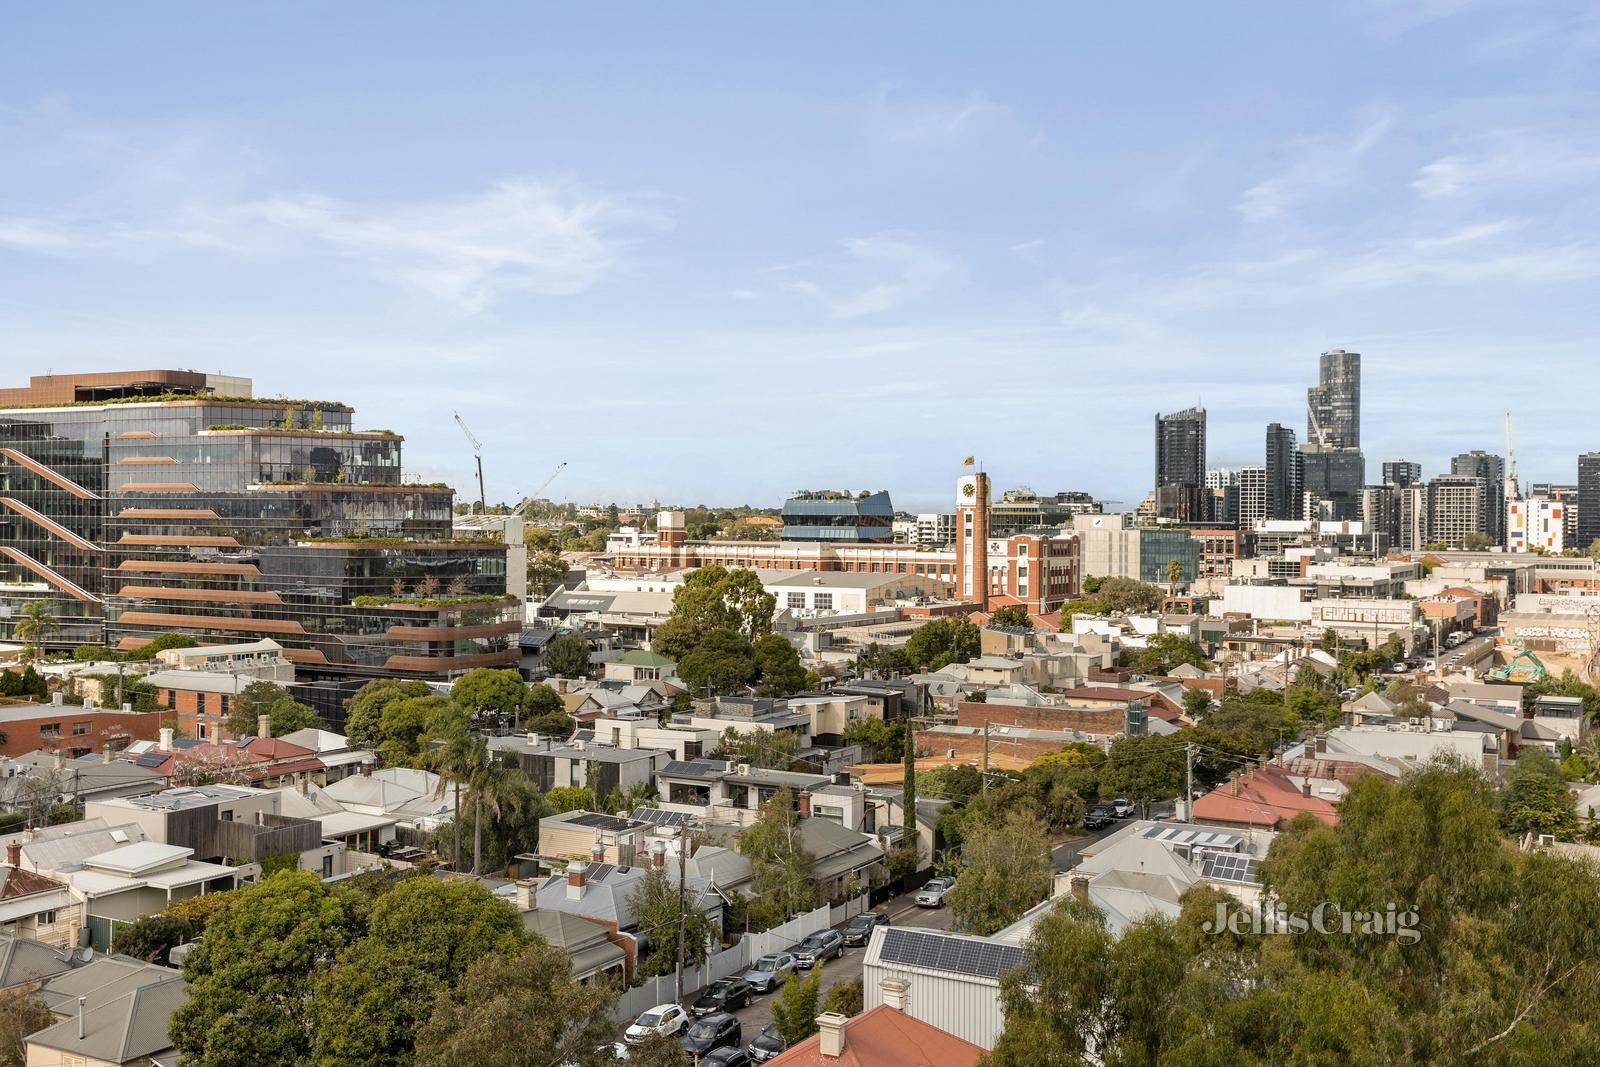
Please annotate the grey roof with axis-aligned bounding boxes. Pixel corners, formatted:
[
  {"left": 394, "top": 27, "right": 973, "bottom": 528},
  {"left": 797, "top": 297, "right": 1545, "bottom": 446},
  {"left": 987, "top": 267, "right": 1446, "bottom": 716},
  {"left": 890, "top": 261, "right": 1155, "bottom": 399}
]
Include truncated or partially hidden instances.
[
  {"left": 109, "top": 785, "right": 258, "bottom": 812},
  {"left": 13, "top": 822, "right": 151, "bottom": 875},
  {"left": 35, "top": 956, "right": 179, "bottom": 1013},
  {"left": 488, "top": 736, "right": 666, "bottom": 764},
  {"left": 28, "top": 974, "right": 186, "bottom": 1062},
  {"left": 659, "top": 759, "right": 731, "bottom": 780},
  {"left": 0, "top": 932, "right": 78, "bottom": 990},
  {"left": 534, "top": 860, "right": 719, "bottom": 931}
]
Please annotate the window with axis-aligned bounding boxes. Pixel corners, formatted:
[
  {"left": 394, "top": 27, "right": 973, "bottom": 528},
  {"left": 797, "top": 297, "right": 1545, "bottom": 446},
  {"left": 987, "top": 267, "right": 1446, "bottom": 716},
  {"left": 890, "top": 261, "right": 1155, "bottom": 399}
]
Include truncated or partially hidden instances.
[
  {"left": 220, "top": 694, "right": 230, "bottom": 714},
  {"left": 813, "top": 593, "right": 833, "bottom": 611},
  {"left": 220, "top": 809, "right": 233, "bottom": 822},
  {"left": 322, "top": 854, "right": 334, "bottom": 878},
  {"left": 38, "top": 723, "right": 60, "bottom": 738},
  {"left": 787, "top": 592, "right": 805, "bottom": 610},
  {"left": 36, "top": 910, "right": 57, "bottom": 926},
  {"left": 72, "top": 722, "right": 91, "bottom": 735},
  {"left": 166, "top": 690, "right": 177, "bottom": 710}
]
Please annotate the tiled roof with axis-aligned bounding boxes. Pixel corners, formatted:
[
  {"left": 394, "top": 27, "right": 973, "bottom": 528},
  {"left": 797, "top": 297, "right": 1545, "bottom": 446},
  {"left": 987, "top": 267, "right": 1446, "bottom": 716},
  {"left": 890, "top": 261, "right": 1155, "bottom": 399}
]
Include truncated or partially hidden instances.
[
  {"left": 1191, "top": 765, "right": 1338, "bottom": 829},
  {"left": 765, "top": 1005, "right": 984, "bottom": 1067},
  {"left": 0, "top": 865, "right": 66, "bottom": 900}
]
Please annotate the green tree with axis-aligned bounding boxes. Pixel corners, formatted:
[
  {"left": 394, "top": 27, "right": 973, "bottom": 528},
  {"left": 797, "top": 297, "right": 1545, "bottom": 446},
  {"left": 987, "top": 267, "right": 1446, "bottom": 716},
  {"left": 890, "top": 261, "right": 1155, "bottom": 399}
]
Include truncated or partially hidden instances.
[
  {"left": 854, "top": 642, "right": 914, "bottom": 678},
  {"left": 525, "top": 710, "right": 576, "bottom": 738},
  {"left": 1182, "top": 686, "right": 1213, "bottom": 718},
  {"left": 524, "top": 527, "right": 570, "bottom": 599},
  {"left": 1124, "top": 633, "right": 1211, "bottom": 675},
  {"left": 451, "top": 668, "right": 527, "bottom": 728},
  {"left": 170, "top": 870, "right": 368, "bottom": 1066},
  {"left": 842, "top": 717, "right": 905, "bottom": 762},
  {"left": 1098, "top": 733, "right": 1186, "bottom": 815},
  {"left": 714, "top": 726, "right": 798, "bottom": 770},
  {"left": 1501, "top": 749, "right": 1580, "bottom": 839},
  {"left": 904, "top": 617, "right": 981, "bottom": 672},
  {"left": 0, "top": 987, "right": 56, "bottom": 1067},
  {"left": 257, "top": 695, "right": 323, "bottom": 738},
  {"left": 13, "top": 600, "right": 58, "bottom": 664},
  {"left": 523, "top": 682, "right": 564, "bottom": 715},
  {"left": 345, "top": 678, "right": 433, "bottom": 750},
  {"left": 310, "top": 877, "right": 526, "bottom": 1065},
  {"left": 111, "top": 913, "right": 195, "bottom": 963},
  {"left": 739, "top": 787, "right": 816, "bottom": 929},
  {"left": 753, "top": 632, "right": 809, "bottom": 696},
  {"left": 224, "top": 680, "right": 291, "bottom": 737},
  {"left": 545, "top": 785, "right": 596, "bottom": 813},
  {"left": 946, "top": 809, "right": 1053, "bottom": 936},
  {"left": 678, "top": 627, "right": 758, "bottom": 695},
  {"left": 820, "top": 975, "right": 864, "bottom": 1017},
  {"left": 626, "top": 866, "right": 716, "bottom": 977},
  {"left": 544, "top": 634, "right": 592, "bottom": 677},
  {"left": 1164, "top": 557, "right": 1184, "bottom": 589},
  {"left": 989, "top": 605, "right": 1032, "bottom": 628},
  {"left": 122, "top": 631, "right": 199, "bottom": 660},
  {"left": 769, "top": 962, "right": 825, "bottom": 1047},
  {"left": 1095, "top": 578, "right": 1164, "bottom": 613},
  {"left": 653, "top": 565, "right": 776, "bottom": 661},
  {"left": 414, "top": 940, "right": 616, "bottom": 1067},
  {"left": 376, "top": 695, "right": 459, "bottom": 767},
  {"left": 429, "top": 769, "right": 549, "bottom": 874}
]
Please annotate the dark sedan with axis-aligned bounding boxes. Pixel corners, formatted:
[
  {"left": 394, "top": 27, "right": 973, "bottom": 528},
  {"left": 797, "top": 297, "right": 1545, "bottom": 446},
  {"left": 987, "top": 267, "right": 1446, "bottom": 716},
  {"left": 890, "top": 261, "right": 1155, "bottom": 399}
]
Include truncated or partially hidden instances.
[
  {"left": 691, "top": 978, "right": 753, "bottom": 1017},
  {"left": 681, "top": 1013, "right": 741, "bottom": 1058},
  {"left": 748, "top": 1024, "right": 788, "bottom": 1063},
  {"left": 841, "top": 911, "right": 890, "bottom": 946}
]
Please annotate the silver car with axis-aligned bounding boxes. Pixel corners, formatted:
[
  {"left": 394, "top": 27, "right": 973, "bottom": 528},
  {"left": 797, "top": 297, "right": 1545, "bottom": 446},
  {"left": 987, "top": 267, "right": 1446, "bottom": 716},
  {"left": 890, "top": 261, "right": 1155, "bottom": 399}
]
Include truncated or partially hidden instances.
[
  {"left": 916, "top": 876, "right": 955, "bottom": 907},
  {"left": 740, "top": 952, "right": 796, "bottom": 994}
]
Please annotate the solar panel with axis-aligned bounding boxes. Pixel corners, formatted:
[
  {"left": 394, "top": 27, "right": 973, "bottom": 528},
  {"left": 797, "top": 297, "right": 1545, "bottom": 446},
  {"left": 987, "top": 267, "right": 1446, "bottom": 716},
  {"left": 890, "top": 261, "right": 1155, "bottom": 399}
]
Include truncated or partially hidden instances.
[
  {"left": 876, "top": 928, "right": 1023, "bottom": 979},
  {"left": 1199, "top": 852, "right": 1260, "bottom": 885},
  {"left": 631, "top": 807, "right": 691, "bottom": 829},
  {"left": 135, "top": 753, "right": 167, "bottom": 768}
]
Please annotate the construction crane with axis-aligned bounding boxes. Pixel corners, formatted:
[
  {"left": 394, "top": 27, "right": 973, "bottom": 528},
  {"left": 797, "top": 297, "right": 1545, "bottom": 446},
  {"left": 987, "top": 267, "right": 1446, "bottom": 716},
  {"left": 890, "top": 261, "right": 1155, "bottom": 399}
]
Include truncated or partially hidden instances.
[
  {"left": 452, "top": 412, "right": 486, "bottom": 511},
  {"left": 514, "top": 462, "right": 567, "bottom": 515},
  {"left": 1505, "top": 412, "right": 1520, "bottom": 550}
]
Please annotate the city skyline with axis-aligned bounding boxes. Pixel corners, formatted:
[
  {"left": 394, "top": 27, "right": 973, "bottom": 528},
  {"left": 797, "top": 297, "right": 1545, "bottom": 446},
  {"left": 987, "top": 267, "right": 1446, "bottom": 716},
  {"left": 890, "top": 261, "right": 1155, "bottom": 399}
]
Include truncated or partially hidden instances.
[{"left": 4, "top": 5, "right": 1600, "bottom": 510}]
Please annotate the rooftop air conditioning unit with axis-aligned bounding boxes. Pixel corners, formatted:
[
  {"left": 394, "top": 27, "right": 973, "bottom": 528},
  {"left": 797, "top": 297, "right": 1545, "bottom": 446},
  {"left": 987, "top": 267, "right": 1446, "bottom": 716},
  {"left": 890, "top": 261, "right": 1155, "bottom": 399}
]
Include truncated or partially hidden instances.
[{"left": 736, "top": 763, "right": 750, "bottom": 776}]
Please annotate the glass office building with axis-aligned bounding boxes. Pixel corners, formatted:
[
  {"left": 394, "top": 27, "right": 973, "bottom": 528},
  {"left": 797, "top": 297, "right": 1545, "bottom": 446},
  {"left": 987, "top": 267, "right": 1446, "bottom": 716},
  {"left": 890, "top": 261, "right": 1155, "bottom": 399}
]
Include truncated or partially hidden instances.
[
  {"left": 0, "top": 371, "right": 515, "bottom": 680},
  {"left": 780, "top": 491, "right": 894, "bottom": 543}
]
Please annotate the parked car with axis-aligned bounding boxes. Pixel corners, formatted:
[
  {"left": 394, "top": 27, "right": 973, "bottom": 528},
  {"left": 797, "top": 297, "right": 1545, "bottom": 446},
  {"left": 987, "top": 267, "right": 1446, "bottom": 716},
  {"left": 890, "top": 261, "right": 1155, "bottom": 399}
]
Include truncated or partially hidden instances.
[
  {"left": 1082, "top": 807, "right": 1113, "bottom": 831},
  {"left": 842, "top": 911, "right": 890, "bottom": 946},
  {"left": 916, "top": 876, "right": 956, "bottom": 908},
  {"left": 681, "top": 1013, "right": 742, "bottom": 1057},
  {"left": 747, "top": 1024, "right": 788, "bottom": 1063},
  {"left": 701, "top": 1048, "right": 751, "bottom": 1067},
  {"left": 793, "top": 929, "right": 845, "bottom": 968},
  {"left": 625, "top": 1004, "right": 687, "bottom": 1044},
  {"left": 1110, "top": 798, "right": 1136, "bottom": 818},
  {"left": 741, "top": 952, "right": 796, "bottom": 994},
  {"left": 692, "top": 977, "right": 754, "bottom": 1017}
]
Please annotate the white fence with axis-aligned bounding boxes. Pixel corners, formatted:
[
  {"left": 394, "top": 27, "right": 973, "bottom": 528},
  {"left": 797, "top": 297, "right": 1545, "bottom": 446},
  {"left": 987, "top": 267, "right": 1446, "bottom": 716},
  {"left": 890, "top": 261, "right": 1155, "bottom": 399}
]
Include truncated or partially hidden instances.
[{"left": 609, "top": 894, "right": 869, "bottom": 1022}]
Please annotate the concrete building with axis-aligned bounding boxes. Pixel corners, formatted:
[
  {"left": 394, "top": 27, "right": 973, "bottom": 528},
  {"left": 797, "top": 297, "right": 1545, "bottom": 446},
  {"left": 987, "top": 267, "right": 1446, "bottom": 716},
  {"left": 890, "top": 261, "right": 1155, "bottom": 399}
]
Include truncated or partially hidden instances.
[
  {"left": 1237, "top": 466, "right": 1267, "bottom": 530},
  {"left": 1383, "top": 460, "right": 1422, "bottom": 488},
  {"left": 1429, "top": 476, "right": 1488, "bottom": 548},
  {"left": 912, "top": 512, "right": 955, "bottom": 548},
  {"left": 1072, "top": 513, "right": 1198, "bottom": 586},
  {"left": 1509, "top": 496, "right": 1566, "bottom": 554},
  {"left": 1299, "top": 443, "right": 1365, "bottom": 521},
  {"left": 764, "top": 570, "right": 948, "bottom": 618},
  {"left": 1452, "top": 451, "right": 1507, "bottom": 545},
  {"left": 1265, "top": 422, "right": 1302, "bottom": 521}
]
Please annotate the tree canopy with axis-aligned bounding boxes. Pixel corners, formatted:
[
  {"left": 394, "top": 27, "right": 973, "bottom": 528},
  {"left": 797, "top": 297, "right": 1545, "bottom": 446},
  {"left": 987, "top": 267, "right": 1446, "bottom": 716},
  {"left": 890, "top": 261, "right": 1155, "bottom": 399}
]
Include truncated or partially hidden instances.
[
  {"left": 544, "top": 634, "right": 593, "bottom": 678},
  {"left": 946, "top": 808, "right": 1053, "bottom": 935},
  {"left": 989, "top": 605, "right": 1033, "bottom": 628},
  {"left": 677, "top": 627, "right": 758, "bottom": 695},
  {"left": 738, "top": 787, "right": 816, "bottom": 930},
  {"left": 904, "top": 617, "right": 981, "bottom": 672},
  {"left": 345, "top": 679, "right": 434, "bottom": 750},
  {"left": 653, "top": 565, "right": 776, "bottom": 662},
  {"left": 450, "top": 668, "right": 527, "bottom": 728}
]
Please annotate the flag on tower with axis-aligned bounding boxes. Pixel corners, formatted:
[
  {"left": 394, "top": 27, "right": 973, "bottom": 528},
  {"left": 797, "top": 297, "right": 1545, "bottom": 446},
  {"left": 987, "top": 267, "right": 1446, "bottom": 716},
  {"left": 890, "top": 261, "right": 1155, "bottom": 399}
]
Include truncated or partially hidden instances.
[{"left": 962, "top": 455, "right": 975, "bottom": 467}]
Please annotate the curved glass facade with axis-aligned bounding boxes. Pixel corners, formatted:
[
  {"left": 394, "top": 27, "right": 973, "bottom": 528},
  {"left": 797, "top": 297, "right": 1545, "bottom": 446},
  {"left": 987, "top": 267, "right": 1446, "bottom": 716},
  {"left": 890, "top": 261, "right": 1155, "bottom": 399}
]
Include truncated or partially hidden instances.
[{"left": 0, "top": 380, "right": 515, "bottom": 680}]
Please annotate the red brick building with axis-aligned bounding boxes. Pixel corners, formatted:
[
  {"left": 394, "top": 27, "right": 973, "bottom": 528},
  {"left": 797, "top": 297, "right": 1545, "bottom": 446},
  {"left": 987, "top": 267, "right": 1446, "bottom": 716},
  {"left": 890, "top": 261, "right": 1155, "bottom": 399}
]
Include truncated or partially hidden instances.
[{"left": 0, "top": 699, "right": 162, "bottom": 758}]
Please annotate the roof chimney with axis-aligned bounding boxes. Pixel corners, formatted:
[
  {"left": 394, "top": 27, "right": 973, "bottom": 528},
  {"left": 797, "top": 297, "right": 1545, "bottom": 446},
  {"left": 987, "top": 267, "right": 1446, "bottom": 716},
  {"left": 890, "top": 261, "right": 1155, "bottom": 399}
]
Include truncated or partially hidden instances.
[
  {"left": 817, "top": 1012, "right": 848, "bottom": 1058},
  {"left": 566, "top": 858, "right": 588, "bottom": 900},
  {"left": 5, "top": 841, "right": 19, "bottom": 867},
  {"left": 651, "top": 840, "right": 667, "bottom": 869},
  {"left": 77, "top": 995, "right": 87, "bottom": 1040},
  {"left": 590, "top": 841, "right": 606, "bottom": 865},
  {"left": 798, "top": 792, "right": 812, "bottom": 819},
  {"left": 101, "top": 746, "right": 112, "bottom": 765},
  {"left": 53, "top": 749, "right": 64, "bottom": 771},
  {"left": 515, "top": 879, "right": 537, "bottom": 911},
  {"left": 1230, "top": 773, "right": 1240, "bottom": 797},
  {"left": 121, "top": 702, "right": 131, "bottom": 712},
  {"left": 159, "top": 727, "right": 174, "bottom": 752},
  {"left": 258, "top": 714, "right": 271, "bottom": 738},
  {"left": 880, "top": 977, "right": 910, "bottom": 1013},
  {"left": 1070, "top": 874, "right": 1090, "bottom": 903},
  {"left": 52, "top": 692, "right": 63, "bottom": 706},
  {"left": 1302, "top": 778, "right": 1312, "bottom": 798},
  {"left": 1314, "top": 732, "right": 1327, "bottom": 755}
]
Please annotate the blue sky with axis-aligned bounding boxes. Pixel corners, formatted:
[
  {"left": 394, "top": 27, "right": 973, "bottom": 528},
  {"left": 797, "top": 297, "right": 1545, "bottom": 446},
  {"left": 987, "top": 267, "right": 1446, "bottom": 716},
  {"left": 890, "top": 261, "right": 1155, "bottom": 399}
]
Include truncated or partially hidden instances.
[{"left": 2, "top": 3, "right": 1598, "bottom": 512}]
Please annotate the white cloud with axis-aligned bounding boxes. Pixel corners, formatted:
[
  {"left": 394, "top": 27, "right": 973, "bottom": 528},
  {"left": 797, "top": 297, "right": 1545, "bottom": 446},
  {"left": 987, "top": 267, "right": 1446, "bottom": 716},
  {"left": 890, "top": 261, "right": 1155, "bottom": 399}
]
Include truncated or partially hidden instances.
[
  {"left": 776, "top": 234, "right": 959, "bottom": 319},
  {"left": 1236, "top": 114, "right": 1394, "bottom": 222},
  {"left": 867, "top": 90, "right": 1012, "bottom": 147},
  {"left": 1412, "top": 127, "right": 1600, "bottom": 199}
]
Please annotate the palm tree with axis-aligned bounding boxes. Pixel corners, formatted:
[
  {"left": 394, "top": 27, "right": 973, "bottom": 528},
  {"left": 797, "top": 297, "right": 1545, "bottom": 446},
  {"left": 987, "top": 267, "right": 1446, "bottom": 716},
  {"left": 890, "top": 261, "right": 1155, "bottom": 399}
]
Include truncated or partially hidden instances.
[
  {"left": 1165, "top": 558, "right": 1184, "bottom": 595},
  {"left": 429, "top": 730, "right": 483, "bottom": 872},
  {"left": 14, "top": 600, "right": 58, "bottom": 664},
  {"left": 464, "top": 743, "right": 519, "bottom": 875},
  {"left": 1578, "top": 736, "right": 1600, "bottom": 783}
]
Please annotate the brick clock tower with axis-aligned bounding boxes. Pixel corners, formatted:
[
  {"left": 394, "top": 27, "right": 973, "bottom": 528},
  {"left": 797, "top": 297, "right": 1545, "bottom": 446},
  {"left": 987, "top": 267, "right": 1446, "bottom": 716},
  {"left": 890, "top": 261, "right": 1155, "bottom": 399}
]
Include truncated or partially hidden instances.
[{"left": 954, "top": 470, "right": 990, "bottom": 610}]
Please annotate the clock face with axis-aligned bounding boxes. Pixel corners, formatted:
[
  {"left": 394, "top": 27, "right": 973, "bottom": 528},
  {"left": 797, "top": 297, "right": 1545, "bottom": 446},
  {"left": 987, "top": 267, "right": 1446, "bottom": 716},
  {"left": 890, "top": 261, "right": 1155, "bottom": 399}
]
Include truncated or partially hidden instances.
[{"left": 962, "top": 483, "right": 976, "bottom": 499}]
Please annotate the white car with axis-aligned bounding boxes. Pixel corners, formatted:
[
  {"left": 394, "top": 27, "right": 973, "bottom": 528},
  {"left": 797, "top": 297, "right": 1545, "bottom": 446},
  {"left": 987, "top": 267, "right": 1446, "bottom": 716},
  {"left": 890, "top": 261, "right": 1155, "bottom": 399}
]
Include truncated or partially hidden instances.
[
  {"left": 1110, "top": 798, "right": 1135, "bottom": 818},
  {"left": 625, "top": 1004, "right": 687, "bottom": 1044},
  {"left": 916, "top": 876, "right": 955, "bottom": 907}
]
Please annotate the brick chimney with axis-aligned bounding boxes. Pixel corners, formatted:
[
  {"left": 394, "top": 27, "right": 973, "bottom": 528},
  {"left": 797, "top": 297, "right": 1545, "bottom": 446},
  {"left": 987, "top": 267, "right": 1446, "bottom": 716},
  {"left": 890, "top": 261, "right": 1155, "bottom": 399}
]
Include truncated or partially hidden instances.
[
  {"left": 1230, "top": 773, "right": 1240, "bottom": 797},
  {"left": 566, "top": 858, "right": 588, "bottom": 900},
  {"left": 817, "top": 1012, "right": 848, "bottom": 1058},
  {"left": 1070, "top": 874, "right": 1090, "bottom": 903},
  {"left": 1314, "top": 732, "right": 1327, "bottom": 755},
  {"left": 515, "top": 879, "right": 538, "bottom": 911},
  {"left": 651, "top": 840, "right": 667, "bottom": 869},
  {"left": 798, "top": 791, "right": 812, "bottom": 819},
  {"left": 590, "top": 841, "right": 606, "bottom": 865},
  {"left": 880, "top": 977, "right": 910, "bottom": 1013},
  {"left": 257, "top": 714, "right": 271, "bottom": 738},
  {"left": 5, "top": 841, "right": 19, "bottom": 867},
  {"left": 1302, "top": 778, "right": 1312, "bottom": 798}
]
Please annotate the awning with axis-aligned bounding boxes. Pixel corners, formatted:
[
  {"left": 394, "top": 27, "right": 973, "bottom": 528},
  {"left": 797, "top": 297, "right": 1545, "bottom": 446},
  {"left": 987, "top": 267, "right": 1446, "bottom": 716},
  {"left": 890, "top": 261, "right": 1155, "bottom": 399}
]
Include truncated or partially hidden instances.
[{"left": 568, "top": 939, "right": 626, "bottom": 979}]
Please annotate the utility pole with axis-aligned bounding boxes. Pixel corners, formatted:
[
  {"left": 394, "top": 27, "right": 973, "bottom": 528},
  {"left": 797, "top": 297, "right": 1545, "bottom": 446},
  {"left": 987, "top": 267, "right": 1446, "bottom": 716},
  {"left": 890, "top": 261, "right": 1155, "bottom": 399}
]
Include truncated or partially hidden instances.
[
  {"left": 674, "top": 824, "right": 694, "bottom": 1003},
  {"left": 981, "top": 719, "right": 990, "bottom": 793},
  {"left": 452, "top": 779, "right": 461, "bottom": 871},
  {"left": 1184, "top": 742, "right": 1196, "bottom": 823}
]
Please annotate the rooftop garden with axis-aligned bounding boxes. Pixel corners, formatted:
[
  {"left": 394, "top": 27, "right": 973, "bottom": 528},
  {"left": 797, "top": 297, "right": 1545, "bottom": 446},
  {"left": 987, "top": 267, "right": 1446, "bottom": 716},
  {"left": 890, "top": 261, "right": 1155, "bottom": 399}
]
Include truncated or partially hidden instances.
[{"left": 352, "top": 593, "right": 518, "bottom": 609}]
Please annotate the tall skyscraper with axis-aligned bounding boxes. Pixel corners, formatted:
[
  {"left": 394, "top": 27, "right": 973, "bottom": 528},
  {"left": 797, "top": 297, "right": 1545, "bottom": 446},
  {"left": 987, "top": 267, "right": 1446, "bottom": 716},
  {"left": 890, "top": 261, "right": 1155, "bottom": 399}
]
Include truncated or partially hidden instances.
[
  {"left": 1382, "top": 460, "right": 1422, "bottom": 488},
  {"left": 1154, "top": 407, "right": 1206, "bottom": 521},
  {"left": 1578, "top": 453, "right": 1600, "bottom": 553},
  {"left": 1307, "top": 348, "right": 1361, "bottom": 449},
  {"left": 1450, "top": 451, "right": 1506, "bottom": 544},
  {"left": 1429, "top": 475, "right": 1487, "bottom": 548},
  {"left": 1265, "top": 423, "right": 1301, "bottom": 520}
]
